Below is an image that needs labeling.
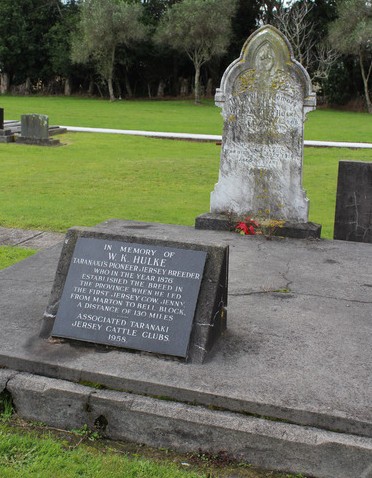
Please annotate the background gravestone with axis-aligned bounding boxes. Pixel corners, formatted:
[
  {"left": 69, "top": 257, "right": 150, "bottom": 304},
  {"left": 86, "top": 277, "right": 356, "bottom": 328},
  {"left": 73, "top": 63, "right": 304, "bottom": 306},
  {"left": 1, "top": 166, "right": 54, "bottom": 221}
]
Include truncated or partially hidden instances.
[
  {"left": 0, "top": 107, "right": 13, "bottom": 143},
  {"left": 334, "top": 161, "right": 372, "bottom": 243},
  {"left": 196, "top": 25, "right": 320, "bottom": 238},
  {"left": 22, "top": 114, "right": 49, "bottom": 140},
  {"left": 16, "top": 113, "right": 60, "bottom": 145}
]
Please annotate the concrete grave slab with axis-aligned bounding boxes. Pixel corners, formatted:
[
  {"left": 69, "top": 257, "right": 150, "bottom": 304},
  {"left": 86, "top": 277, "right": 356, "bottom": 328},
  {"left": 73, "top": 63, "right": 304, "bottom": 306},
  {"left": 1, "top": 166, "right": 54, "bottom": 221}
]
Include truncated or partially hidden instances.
[
  {"left": 0, "top": 219, "right": 371, "bottom": 477},
  {"left": 0, "top": 227, "right": 64, "bottom": 249}
]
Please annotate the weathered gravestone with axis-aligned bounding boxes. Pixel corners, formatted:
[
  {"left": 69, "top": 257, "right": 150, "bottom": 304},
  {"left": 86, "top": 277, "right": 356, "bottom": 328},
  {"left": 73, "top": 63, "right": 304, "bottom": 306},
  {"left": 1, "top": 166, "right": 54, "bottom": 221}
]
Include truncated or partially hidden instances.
[
  {"left": 334, "top": 161, "right": 372, "bottom": 243},
  {"left": 41, "top": 220, "right": 229, "bottom": 363},
  {"left": 16, "top": 113, "right": 60, "bottom": 145},
  {"left": 196, "top": 25, "right": 320, "bottom": 239},
  {"left": 0, "top": 108, "right": 13, "bottom": 143}
]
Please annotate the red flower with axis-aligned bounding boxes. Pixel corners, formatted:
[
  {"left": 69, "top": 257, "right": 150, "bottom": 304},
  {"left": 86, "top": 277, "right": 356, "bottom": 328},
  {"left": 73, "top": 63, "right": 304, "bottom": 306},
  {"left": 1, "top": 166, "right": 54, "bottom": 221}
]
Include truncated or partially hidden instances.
[{"left": 235, "top": 219, "right": 257, "bottom": 235}]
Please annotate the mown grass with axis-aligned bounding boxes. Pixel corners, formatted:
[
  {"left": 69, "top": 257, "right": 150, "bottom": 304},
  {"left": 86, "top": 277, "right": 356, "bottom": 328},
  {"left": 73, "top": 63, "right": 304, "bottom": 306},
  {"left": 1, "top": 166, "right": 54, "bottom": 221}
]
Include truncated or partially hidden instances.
[
  {"left": 0, "top": 96, "right": 371, "bottom": 238},
  {"left": 0, "top": 246, "right": 36, "bottom": 270},
  {"left": 303, "top": 146, "right": 372, "bottom": 238},
  {"left": 0, "top": 133, "right": 217, "bottom": 231},
  {"left": 0, "top": 423, "right": 204, "bottom": 478},
  {"left": 1, "top": 95, "right": 371, "bottom": 142},
  {"left": 1, "top": 129, "right": 371, "bottom": 238},
  {"left": 1, "top": 96, "right": 223, "bottom": 135},
  {"left": 0, "top": 418, "right": 306, "bottom": 478}
]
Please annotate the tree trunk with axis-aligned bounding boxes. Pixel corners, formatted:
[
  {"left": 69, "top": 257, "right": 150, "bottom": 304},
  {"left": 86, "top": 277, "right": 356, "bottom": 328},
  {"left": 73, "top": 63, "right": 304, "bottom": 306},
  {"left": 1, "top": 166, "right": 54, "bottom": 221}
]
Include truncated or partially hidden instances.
[
  {"left": 107, "top": 46, "right": 116, "bottom": 101},
  {"left": 64, "top": 77, "right": 72, "bottom": 96},
  {"left": 116, "top": 82, "right": 122, "bottom": 100},
  {"left": 25, "top": 77, "right": 32, "bottom": 95},
  {"left": 157, "top": 80, "right": 165, "bottom": 98},
  {"left": 206, "top": 78, "right": 213, "bottom": 97},
  {"left": 180, "top": 78, "right": 188, "bottom": 97},
  {"left": 125, "top": 73, "right": 133, "bottom": 98},
  {"left": 0, "top": 72, "right": 10, "bottom": 94},
  {"left": 359, "top": 51, "right": 372, "bottom": 113},
  {"left": 194, "top": 64, "right": 201, "bottom": 104},
  {"left": 88, "top": 80, "right": 94, "bottom": 96},
  {"left": 108, "top": 77, "right": 115, "bottom": 101}
]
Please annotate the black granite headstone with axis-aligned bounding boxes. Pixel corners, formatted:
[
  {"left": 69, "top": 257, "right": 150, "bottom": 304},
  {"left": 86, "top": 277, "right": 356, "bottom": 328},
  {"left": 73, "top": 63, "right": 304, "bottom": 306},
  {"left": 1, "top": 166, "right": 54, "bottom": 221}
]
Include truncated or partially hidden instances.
[
  {"left": 42, "top": 221, "right": 229, "bottom": 363},
  {"left": 334, "top": 161, "right": 372, "bottom": 243},
  {"left": 0, "top": 108, "right": 13, "bottom": 142}
]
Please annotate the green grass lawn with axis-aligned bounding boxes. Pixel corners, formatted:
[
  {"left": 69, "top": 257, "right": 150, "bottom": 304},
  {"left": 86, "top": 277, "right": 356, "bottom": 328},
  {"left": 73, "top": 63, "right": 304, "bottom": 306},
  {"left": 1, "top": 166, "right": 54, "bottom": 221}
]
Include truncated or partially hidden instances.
[
  {"left": 1, "top": 95, "right": 371, "bottom": 142},
  {"left": 0, "top": 133, "right": 217, "bottom": 231},
  {"left": 1, "top": 131, "right": 371, "bottom": 238},
  {"left": 0, "top": 421, "right": 205, "bottom": 478},
  {"left": 1, "top": 96, "right": 224, "bottom": 135},
  {"left": 0, "top": 246, "right": 36, "bottom": 270},
  {"left": 0, "top": 418, "right": 305, "bottom": 478},
  {"left": 0, "top": 96, "right": 371, "bottom": 239},
  {"left": 303, "top": 146, "right": 372, "bottom": 238}
]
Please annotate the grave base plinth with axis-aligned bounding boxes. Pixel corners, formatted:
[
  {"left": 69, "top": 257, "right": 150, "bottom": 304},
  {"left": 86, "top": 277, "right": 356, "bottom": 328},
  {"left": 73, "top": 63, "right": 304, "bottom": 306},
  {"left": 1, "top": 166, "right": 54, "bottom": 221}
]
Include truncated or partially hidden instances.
[
  {"left": 0, "top": 134, "right": 14, "bottom": 143},
  {"left": 16, "top": 137, "right": 61, "bottom": 146},
  {"left": 195, "top": 213, "right": 321, "bottom": 239}
]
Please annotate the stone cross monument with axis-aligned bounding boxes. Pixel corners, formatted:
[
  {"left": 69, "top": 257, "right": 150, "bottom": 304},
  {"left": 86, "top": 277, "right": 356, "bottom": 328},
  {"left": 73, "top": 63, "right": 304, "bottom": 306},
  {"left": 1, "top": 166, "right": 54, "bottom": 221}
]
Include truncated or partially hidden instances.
[{"left": 196, "top": 25, "right": 320, "bottom": 238}]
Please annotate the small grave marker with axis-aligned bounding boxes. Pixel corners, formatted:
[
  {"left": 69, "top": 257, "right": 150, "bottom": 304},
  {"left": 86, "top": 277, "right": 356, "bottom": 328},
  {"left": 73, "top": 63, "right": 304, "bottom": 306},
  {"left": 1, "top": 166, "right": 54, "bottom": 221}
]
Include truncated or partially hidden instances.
[{"left": 16, "top": 113, "right": 60, "bottom": 145}]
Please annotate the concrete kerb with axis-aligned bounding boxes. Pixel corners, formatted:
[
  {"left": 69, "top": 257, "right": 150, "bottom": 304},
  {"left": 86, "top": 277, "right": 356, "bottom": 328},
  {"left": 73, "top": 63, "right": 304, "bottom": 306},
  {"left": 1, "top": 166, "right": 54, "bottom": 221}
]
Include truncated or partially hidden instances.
[
  {"left": 5, "top": 120, "right": 372, "bottom": 147},
  {"left": 48, "top": 125, "right": 372, "bottom": 149}
]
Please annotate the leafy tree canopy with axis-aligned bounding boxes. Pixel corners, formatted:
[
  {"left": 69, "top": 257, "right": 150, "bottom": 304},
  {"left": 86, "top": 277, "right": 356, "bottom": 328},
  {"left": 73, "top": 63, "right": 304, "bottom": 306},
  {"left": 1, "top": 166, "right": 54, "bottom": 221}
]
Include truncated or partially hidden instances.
[
  {"left": 155, "top": 0, "right": 237, "bottom": 103},
  {"left": 329, "top": 0, "right": 372, "bottom": 111},
  {"left": 71, "top": 0, "right": 147, "bottom": 100}
]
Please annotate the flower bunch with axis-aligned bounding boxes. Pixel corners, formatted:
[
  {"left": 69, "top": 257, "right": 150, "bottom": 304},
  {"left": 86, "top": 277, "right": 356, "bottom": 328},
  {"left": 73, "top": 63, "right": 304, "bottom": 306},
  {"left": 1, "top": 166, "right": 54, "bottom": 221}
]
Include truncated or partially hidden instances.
[{"left": 235, "top": 216, "right": 260, "bottom": 235}]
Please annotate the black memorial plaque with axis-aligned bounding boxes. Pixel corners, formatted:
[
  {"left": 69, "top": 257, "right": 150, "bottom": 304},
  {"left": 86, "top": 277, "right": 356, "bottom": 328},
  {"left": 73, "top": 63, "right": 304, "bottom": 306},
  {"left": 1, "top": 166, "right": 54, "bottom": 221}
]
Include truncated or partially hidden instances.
[{"left": 51, "top": 237, "right": 207, "bottom": 357}]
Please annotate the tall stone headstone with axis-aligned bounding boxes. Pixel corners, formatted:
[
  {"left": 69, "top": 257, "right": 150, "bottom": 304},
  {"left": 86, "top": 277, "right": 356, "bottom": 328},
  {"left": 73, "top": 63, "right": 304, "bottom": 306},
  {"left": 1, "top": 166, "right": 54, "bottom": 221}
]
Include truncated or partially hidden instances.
[
  {"left": 334, "top": 161, "right": 372, "bottom": 243},
  {"left": 196, "top": 25, "right": 320, "bottom": 238}
]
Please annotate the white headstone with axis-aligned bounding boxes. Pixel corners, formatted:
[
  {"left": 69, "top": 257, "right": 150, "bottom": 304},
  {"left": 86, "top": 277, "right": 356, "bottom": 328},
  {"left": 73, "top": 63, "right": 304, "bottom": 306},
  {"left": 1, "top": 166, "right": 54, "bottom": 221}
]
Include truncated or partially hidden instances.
[{"left": 210, "top": 25, "right": 316, "bottom": 222}]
